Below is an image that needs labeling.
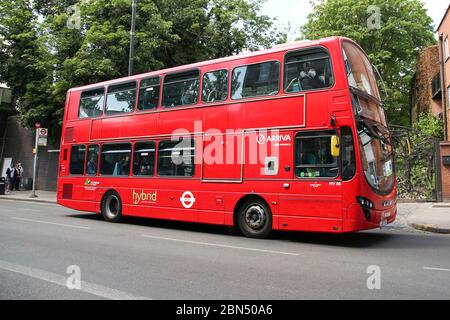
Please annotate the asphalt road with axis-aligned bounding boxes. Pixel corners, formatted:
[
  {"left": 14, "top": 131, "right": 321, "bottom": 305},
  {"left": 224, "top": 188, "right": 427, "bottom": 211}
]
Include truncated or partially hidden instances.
[{"left": 0, "top": 200, "right": 449, "bottom": 300}]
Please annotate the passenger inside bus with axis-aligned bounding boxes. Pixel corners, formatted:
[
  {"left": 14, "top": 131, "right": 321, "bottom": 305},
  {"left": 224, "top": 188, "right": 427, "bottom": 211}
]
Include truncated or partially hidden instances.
[
  {"left": 299, "top": 63, "right": 326, "bottom": 90},
  {"left": 86, "top": 154, "right": 98, "bottom": 175},
  {"left": 284, "top": 48, "right": 333, "bottom": 93}
]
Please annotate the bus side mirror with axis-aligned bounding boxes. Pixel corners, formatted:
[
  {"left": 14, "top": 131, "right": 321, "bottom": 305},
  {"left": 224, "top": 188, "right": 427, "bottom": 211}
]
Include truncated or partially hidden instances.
[{"left": 331, "top": 135, "right": 340, "bottom": 158}]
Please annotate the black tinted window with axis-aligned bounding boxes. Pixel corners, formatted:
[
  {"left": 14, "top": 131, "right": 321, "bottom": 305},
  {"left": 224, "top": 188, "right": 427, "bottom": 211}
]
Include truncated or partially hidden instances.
[
  {"left": 100, "top": 144, "right": 131, "bottom": 176},
  {"left": 70, "top": 145, "right": 86, "bottom": 175},
  {"left": 202, "top": 70, "right": 228, "bottom": 103},
  {"left": 79, "top": 89, "right": 104, "bottom": 118},
  {"left": 138, "top": 77, "right": 160, "bottom": 111},
  {"left": 231, "top": 61, "right": 279, "bottom": 99},
  {"left": 133, "top": 142, "right": 156, "bottom": 176},
  {"left": 341, "top": 127, "right": 356, "bottom": 181},
  {"left": 163, "top": 70, "right": 199, "bottom": 108},
  {"left": 284, "top": 48, "right": 333, "bottom": 93},
  {"left": 105, "top": 82, "right": 136, "bottom": 115},
  {"left": 157, "top": 139, "right": 195, "bottom": 177}
]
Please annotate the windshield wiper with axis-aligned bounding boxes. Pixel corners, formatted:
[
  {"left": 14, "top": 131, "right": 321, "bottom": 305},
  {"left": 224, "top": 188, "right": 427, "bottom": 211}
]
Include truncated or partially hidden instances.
[{"left": 357, "top": 116, "right": 391, "bottom": 145}]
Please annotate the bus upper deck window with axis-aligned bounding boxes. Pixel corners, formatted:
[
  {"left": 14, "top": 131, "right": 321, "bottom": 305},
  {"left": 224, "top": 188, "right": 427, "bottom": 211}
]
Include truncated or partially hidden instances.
[
  {"left": 162, "top": 70, "right": 200, "bottom": 108},
  {"left": 231, "top": 61, "right": 280, "bottom": 100},
  {"left": 284, "top": 48, "right": 334, "bottom": 93},
  {"left": 105, "top": 81, "right": 137, "bottom": 115},
  {"left": 202, "top": 70, "right": 228, "bottom": 103},
  {"left": 138, "top": 77, "right": 160, "bottom": 111},
  {"left": 79, "top": 88, "right": 104, "bottom": 119}
]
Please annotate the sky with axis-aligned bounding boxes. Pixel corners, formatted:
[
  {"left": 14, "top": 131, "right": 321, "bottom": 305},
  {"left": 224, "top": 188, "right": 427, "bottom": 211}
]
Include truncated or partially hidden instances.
[{"left": 261, "top": 0, "right": 450, "bottom": 41}]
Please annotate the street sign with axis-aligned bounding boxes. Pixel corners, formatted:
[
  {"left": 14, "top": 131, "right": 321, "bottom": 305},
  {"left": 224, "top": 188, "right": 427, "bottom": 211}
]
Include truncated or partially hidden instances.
[{"left": 38, "top": 128, "right": 48, "bottom": 147}]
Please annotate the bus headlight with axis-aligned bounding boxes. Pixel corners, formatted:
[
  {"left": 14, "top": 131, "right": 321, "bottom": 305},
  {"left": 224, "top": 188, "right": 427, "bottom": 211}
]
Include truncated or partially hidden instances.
[{"left": 356, "top": 197, "right": 374, "bottom": 222}]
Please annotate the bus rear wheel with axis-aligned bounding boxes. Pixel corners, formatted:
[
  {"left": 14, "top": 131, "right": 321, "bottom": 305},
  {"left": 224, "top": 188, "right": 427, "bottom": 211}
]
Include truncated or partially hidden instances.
[
  {"left": 237, "top": 199, "right": 272, "bottom": 239},
  {"left": 101, "top": 191, "right": 123, "bottom": 223}
]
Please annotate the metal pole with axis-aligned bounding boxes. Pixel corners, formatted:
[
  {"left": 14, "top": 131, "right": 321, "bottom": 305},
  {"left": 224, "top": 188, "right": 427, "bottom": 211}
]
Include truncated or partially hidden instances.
[
  {"left": 128, "top": 0, "right": 137, "bottom": 76},
  {"left": 30, "top": 129, "right": 38, "bottom": 198}
]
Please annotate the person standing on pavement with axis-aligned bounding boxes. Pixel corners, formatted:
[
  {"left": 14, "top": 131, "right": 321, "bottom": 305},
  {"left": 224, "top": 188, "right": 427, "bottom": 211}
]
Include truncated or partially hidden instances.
[
  {"left": 17, "top": 162, "right": 24, "bottom": 190},
  {"left": 13, "top": 163, "right": 21, "bottom": 191},
  {"left": 5, "top": 163, "right": 14, "bottom": 192}
]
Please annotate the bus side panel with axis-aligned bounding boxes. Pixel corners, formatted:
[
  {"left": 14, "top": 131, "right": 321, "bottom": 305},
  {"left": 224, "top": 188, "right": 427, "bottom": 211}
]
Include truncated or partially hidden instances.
[
  {"left": 278, "top": 216, "right": 343, "bottom": 233},
  {"left": 228, "top": 95, "right": 305, "bottom": 130}
]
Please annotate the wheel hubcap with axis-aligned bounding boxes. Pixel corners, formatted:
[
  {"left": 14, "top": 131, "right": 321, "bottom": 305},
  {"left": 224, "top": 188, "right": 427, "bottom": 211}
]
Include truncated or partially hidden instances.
[
  {"left": 244, "top": 205, "right": 266, "bottom": 230},
  {"left": 105, "top": 195, "right": 120, "bottom": 219}
]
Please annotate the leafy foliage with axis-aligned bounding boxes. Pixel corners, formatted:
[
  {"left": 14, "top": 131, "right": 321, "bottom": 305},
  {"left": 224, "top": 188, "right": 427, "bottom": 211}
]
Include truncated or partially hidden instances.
[
  {"left": 302, "top": 0, "right": 436, "bottom": 126},
  {"left": 390, "top": 112, "right": 442, "bottom": 200}
]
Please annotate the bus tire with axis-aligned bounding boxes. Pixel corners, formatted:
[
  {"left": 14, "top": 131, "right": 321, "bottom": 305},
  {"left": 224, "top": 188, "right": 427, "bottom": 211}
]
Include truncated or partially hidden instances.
[
  {"left": 101, "top": 191, "right": 123, "bottom": 223},
  {"left": 237, "top": 199, "right": 272, "bottom": 239}
]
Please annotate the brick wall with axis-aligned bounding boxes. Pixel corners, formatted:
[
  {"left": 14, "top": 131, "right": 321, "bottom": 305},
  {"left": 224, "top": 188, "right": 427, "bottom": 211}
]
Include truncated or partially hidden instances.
[
  {"left": 441, "top": 142, "right": 450, "bottom": 201},
  {"left": 1, "top": 116, "right": 59, "bottom": 191},
  {"left": 438, "top": 7, "right": 450, "bottom": 140}
]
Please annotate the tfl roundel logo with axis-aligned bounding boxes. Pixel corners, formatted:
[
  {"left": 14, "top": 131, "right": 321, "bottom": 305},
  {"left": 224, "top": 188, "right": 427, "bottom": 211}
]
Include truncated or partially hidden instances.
[{"left": 180, "top": 191, "right": 196, "bottom": 209}]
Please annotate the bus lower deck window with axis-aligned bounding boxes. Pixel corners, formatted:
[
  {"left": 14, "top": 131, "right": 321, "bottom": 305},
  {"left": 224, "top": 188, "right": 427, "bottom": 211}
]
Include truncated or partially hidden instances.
[
  {"left": 100, "top": 144, "right": 132, "bottom": 176},
  {"left": 133, "top": 142, "right": 156, "bottom": 176},
  {"left": 295, "top": 132, "right": 339, "bottom": 178},
  {"left": 157, "top": 139, "right": 195, "bottom": 177},
  {"left": 70, "top": 145, "right": 86, "bottom": 175}
]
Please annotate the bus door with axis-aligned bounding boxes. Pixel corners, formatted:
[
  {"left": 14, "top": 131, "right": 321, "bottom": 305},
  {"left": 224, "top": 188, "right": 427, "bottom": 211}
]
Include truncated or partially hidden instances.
[{"left": 278, "top": 131, "right": 343, "bottom": 231}]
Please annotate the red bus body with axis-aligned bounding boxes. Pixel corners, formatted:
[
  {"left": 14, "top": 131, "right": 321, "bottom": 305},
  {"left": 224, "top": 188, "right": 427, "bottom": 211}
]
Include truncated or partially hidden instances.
[{"left": 57, "top": 37, "right": 397, "bottom": 234}]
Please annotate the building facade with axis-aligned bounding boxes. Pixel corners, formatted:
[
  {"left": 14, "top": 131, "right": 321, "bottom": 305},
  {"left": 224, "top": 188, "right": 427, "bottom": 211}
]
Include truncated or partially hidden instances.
[{"left": 438, "top": 5, "right": 450, "bottom": 201}]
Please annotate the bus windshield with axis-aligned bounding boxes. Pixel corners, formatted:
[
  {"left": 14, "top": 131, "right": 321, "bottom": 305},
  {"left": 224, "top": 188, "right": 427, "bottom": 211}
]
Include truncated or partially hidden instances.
[
  {"left": 343, "top": 42, "right": 380, "bottom": 100},
  {"left": 357, "top": 119, "right": 395, "bottom": 194}
]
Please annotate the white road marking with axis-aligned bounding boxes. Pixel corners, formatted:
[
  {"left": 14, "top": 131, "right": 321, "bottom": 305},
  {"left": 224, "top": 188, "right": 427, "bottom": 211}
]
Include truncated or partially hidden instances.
[
  {"left": 11, "top": 217, "right": 91, "bottom": 230},
  {"left": 423, "top": 267, "right": 450, "bottom": 273},
  {"left": 142, "top": 234, "right": 300, "bottom": 256},
  {"left": 0, "top": 260, "right": 150, "bottom": 300}
]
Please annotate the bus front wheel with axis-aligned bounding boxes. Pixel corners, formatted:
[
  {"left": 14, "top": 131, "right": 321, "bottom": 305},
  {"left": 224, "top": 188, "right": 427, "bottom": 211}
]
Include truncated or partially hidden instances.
[
  {"left": 101, "top": 191, "right": 123, "bottom": 223},
  {"left": 237, "top": 199, "right": 272, "bottom": 239}
]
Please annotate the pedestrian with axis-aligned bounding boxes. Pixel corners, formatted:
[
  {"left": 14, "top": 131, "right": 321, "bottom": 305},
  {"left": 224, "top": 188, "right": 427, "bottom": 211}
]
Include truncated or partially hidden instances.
[
  {"left": 13, "top": 163, "right": 21, "bottom": 191},
  {"left": 5, "top": 163, "right": 14, "bottom": 192},
  {"left": 17, "top": 162, "right": 24, "bottom": 190}
]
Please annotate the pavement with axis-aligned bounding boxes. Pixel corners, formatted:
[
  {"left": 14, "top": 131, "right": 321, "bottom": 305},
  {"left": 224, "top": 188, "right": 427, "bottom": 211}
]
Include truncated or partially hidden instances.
[
  {"left": 0, "top": 191, "right": 449, "bottom": 234},
  {"left": 0, "top": 190, "right": 56, "bottom": 204},
  {"left": 406, "top": 203, "right": 450, "bottom": 234},
  {"left": 0, "top": 200, "right": 450, "bottom": 300}
]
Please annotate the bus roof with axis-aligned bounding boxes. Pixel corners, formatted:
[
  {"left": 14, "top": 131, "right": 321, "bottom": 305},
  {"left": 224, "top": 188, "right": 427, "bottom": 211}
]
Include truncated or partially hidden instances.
[{"left": 69, "top": 36, "right": 352, "bottom": 92}]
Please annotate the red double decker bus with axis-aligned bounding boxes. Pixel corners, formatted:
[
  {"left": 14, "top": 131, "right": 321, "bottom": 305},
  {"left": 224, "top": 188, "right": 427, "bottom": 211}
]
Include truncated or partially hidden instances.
[{"left": 57, "top": 37, "right": 397, "bottom": 238}]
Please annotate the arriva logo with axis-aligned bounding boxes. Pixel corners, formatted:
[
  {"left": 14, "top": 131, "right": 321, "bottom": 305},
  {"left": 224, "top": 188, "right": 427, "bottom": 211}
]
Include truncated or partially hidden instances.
[
  {"left": 257, "top": 134, "right": 292, "bottom": 145},
  {"left": 133, "top": 190, "right": 157, "bottom": 205}
]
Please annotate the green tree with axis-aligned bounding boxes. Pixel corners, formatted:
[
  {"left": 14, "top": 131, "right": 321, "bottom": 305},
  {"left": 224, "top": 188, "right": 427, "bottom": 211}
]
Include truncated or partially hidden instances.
[
  {"left": 0, "top": 0, "right": 53, "bottom": 128},
  {"left": 302, "top": 0, "right": 436, "bottom": 126}
]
